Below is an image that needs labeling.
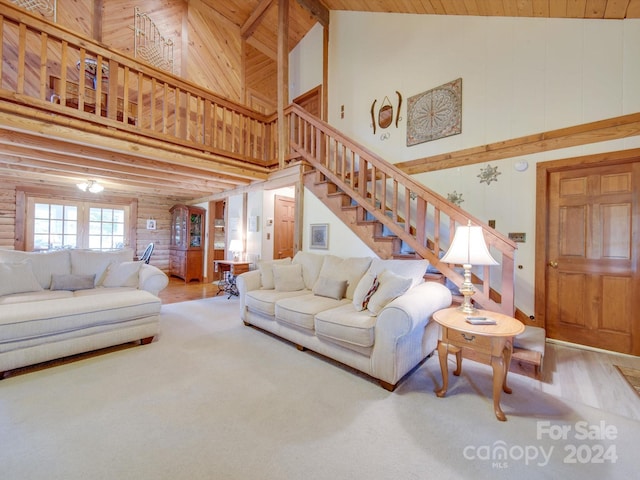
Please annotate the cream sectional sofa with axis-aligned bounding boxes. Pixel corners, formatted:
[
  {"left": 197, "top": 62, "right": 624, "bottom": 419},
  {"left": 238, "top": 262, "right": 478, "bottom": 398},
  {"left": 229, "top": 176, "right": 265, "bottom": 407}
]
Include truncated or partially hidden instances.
[
  {"left": 237, "top": 251, "right": 452, "bottom": 390},
  {"left": 0, "top": 248, "right": 169, "bottom": 376}
]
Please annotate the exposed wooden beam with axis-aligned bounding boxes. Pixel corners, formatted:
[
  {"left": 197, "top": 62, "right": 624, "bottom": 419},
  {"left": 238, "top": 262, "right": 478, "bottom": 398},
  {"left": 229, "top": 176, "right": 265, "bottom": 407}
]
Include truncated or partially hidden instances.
[
  {"left": 295, "top": 0, "right": 329, "bottom": 26},
  {"left": 241, "top": 0, "right": 274, "bottom": 39},
  {"left": 277, "top": 0, "right": 289, "bottom": 168},
  {"left": 395, "top": 112, "right": 640, "bottom": 174}
]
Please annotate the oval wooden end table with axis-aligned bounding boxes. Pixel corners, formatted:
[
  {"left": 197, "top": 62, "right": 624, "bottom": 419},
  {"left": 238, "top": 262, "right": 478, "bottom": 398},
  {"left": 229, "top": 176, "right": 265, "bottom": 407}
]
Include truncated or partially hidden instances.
[{"left": 432, "top": 307, "right": 525, "bottom": 421}]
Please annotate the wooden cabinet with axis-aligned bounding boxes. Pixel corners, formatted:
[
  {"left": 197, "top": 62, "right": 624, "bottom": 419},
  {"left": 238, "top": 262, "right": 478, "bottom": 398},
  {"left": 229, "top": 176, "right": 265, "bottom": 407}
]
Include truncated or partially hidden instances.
[{"left": 169, "top": 204, "right": 206, "bottom": 282}]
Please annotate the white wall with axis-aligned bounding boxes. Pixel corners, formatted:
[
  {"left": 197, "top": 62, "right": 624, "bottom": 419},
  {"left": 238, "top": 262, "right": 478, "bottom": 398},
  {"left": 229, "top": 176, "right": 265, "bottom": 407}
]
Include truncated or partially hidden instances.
[
  {"left": 289, "top": 22, "right": 324, "bottom": 100},
  {"left": 303, "top": 188, "right": 376, "bottom": 258},
  {"left": 292, "top": 12, "right": 640, "bottom": 316}
]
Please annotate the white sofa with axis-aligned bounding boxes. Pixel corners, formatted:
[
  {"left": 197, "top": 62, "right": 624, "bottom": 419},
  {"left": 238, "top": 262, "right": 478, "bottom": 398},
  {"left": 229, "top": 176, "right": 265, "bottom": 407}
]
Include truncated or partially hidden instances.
[
  {"left": 237, "top": 251, "right": 452, "bottom": 390},
  {"left": 0, "top": 248, "right": 169, "bottom": 376}
]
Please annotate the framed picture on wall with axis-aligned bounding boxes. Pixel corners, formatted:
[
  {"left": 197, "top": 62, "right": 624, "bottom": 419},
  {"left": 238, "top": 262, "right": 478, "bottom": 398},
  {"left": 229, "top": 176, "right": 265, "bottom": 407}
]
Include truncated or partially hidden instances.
[{"left": 310, "top": 224, "right": 329, "bottom": 249}]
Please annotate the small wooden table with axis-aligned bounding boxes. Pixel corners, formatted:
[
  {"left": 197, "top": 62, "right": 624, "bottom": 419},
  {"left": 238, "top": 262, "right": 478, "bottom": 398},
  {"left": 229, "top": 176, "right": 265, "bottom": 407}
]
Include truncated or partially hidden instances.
[
  {"left": 432, "top": 307, "right": 525, "bottom": 421},
  {"left": 213, "top": 260, "right": 250, "bottom": 298}
]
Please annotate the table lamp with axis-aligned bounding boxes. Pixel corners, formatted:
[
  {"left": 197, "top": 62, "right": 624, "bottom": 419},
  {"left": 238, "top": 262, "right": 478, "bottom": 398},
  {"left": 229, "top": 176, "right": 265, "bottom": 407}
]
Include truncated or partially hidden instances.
[
  {"left": 228, "top": 239, "right": 242, "bottom": 261},
  {"left": 440, "top": 221, "right": 498, "bottom": 315}
]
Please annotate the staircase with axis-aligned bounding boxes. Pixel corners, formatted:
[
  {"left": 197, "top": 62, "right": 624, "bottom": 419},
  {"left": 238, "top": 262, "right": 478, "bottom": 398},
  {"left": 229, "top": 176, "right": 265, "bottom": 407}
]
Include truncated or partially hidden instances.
[{"left": 285, "top": 104, "right": 517, "bottom": 316}]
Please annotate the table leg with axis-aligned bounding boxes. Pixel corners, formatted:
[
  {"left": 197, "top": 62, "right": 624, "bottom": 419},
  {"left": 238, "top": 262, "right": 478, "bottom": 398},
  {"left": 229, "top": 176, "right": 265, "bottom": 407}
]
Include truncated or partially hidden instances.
[
  {"left": 435, "top": 340, "right": 449, "bottom": 397},
  {"left": 490, "top": 353, "right": 507, "bottom": 421},
  {"left": 502, "top": 340, "right": 514, "bottom": 395},
  {"left": 453, "top": 346, "right": 462, "bottom": 376}
]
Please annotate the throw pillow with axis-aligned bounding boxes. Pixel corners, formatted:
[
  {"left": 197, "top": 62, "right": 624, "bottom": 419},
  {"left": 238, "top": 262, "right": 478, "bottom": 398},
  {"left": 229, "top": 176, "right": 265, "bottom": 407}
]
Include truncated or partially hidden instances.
[
  {"left": 272, "top": 263, "right": 305, "bottom": 292},
  {"left": 0, "top": 260, "right": 43, "bottom": 296},
  {"left": 317, "top": 255, "right": 372, "bottom": 300},
  {"left": 257, "top": 257, "right": 291, "bottom": 289},
  {"left": 367, "top": 258, "right": 428, "bottom": 288},
  {"left": 102, "top": 261, "right": 143, "bottom": 288},
  {"left": 312, "top": 276, "right": 348, "bottom": 300},
  {"left": 51, "top": 274, "right": 96, "bottom": 291},
  {"left": 352, "top": 271, "right": 379, "bottom": 312},
  {"left": 367, "top": 269, "right": 412, "bottom": 316}
]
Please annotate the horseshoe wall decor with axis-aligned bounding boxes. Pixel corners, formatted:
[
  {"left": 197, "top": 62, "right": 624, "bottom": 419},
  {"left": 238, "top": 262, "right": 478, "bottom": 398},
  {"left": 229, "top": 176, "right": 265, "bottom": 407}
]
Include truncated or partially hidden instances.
[{"left": 370, "top": 91, "right": 403, "bottom": 134}]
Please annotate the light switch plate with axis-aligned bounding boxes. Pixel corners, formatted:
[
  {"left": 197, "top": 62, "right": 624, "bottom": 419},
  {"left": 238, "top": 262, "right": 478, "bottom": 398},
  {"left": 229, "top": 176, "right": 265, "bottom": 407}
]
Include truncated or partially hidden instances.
[{"left": 509, "top": 232, "right": 526, "bottom": 243}]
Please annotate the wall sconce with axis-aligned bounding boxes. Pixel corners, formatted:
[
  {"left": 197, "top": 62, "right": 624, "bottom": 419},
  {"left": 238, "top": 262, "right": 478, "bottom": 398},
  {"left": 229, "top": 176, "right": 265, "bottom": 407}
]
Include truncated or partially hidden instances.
[{"left": 76, "top": 180, "right": 104, "bottom": 193}]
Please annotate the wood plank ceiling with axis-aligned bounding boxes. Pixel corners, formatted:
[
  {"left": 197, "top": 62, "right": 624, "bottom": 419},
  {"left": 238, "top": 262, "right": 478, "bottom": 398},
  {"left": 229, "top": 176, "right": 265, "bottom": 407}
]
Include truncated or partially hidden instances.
[{"left": 2, "top": 0, "right": 638, "bottom": 201}]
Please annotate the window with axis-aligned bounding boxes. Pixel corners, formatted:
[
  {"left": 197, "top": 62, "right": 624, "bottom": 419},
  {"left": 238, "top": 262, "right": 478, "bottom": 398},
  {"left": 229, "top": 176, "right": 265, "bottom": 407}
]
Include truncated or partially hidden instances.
[{"left": 27, "top": 197, "right": 130, "bottom": 251}]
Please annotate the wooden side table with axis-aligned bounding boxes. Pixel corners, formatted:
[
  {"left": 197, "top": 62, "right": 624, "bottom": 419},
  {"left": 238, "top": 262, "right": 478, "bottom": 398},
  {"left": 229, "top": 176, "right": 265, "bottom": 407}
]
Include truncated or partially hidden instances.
[
  {"left": 432, "top": 307, "right": 525, "bottom": 421},
  {"left": 213, "top": 260, "right": 250, "bottom": 298}
]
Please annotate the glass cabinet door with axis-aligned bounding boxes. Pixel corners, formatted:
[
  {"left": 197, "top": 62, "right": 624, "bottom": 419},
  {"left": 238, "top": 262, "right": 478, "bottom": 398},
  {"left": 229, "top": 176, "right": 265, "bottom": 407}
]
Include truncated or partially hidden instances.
[{"left": 190, "top": 212, "right": 202, "bottom": 247}]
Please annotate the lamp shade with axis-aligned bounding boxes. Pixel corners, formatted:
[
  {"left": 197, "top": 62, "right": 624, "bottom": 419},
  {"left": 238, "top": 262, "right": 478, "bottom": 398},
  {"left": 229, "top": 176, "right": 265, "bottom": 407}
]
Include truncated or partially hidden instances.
[
  {"left": 441, "top": 224, "right": 498, "bottom": 266},
  {"left": 228, "top": 239, "right": 242, "bottom": 253}
]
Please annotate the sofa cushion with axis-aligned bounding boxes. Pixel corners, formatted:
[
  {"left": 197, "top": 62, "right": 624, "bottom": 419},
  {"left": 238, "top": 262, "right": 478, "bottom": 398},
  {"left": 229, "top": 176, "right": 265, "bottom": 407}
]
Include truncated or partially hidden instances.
[
  {"left": 51, "top": 274, "right": 96, "bottom": 291},
  {"left": 315, "top": 303, "right": 377, "bottom": 349},
  {"left": 276, "top": 293, "right": 349, "bottom": 331},
  {"left": 352, "top": 271, "right": 379, "bottom": 312},
  {"left": 0, "top": 289, "right": 73, "bottom": 305},
  {"left": 312, "top": 276, "right": 348, "bottom": 300},
  {"left": 245, "top": 289, "right": 310, "bottom": 317},
  {"left": 367, "top": 269, "right": 413, "bottom": 316},
  {"left": 70, "top": 248, "right": 134, "bottom": 285},
  {"left": 102, "top": 261, "right": 143, "bottom": 288},
  {"left": 273, "top": 263, "right": 306, "bottom": 292},
  {"left": 0, "top": 260, "right": 43, "bottom": 296},
  {"left": 0, "top": 249, "right": 71, "bottom": 289},
  {"left": 292, "top": 251, "right": 325, "bottom": 289},
  {"left": 317, "top": 255, "right": 372, "bottom": 300},
  {"left": 0, "top": 290, "right": 161, "bottom": 352},
  {"left": 257, "top": 258, "right": 291, "bottom": 289},
  {"left": 367, "top": 258, "right": 428, "bottom": 288}
]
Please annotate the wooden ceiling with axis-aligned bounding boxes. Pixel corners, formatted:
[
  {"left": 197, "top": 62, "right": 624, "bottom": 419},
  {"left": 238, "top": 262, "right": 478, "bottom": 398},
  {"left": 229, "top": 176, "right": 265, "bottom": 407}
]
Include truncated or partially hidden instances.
[{"left": 206, "top": 0, "right": 640, "bottom": 58}]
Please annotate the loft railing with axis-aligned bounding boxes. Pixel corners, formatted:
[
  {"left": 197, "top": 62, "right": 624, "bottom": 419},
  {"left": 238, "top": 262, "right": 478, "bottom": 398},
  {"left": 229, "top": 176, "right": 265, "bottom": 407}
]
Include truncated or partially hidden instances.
[
  {"left": 0, "top": 1, "right": 278, "bottom": 165},
  {"left": 285, "top": 104, "right": 517, "bottom": 315}
]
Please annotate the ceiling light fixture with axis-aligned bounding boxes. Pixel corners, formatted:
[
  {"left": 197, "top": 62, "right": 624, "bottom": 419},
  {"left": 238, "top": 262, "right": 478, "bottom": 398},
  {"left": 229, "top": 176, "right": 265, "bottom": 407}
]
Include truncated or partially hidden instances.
[{"left": 77, "top": 180, "right": 104, "bottom": 193}]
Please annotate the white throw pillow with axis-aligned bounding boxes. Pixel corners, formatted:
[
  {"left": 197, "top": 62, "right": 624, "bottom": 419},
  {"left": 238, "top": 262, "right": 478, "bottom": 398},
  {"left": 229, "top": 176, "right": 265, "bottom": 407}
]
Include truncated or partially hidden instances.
[
  {"left": 0, "top": 260, "right": 43, "bottom": 296},
  {"left": 367, "top": 269, "right": 412, "bottom": 316},
  {"left": 102, "top": 261, "right": 143, "bottom": 288},
  {"left": 272, "top": 263, "right": 305, "bottom": 292},
  {"left": 257, "top": 257, "right": 291, "bottom": 289},
  {"left": 352, "top": 271, "right": 379, "bottom": 312},
  {"left": 312, "top": 276, "right": 348, "bottom": 300}
]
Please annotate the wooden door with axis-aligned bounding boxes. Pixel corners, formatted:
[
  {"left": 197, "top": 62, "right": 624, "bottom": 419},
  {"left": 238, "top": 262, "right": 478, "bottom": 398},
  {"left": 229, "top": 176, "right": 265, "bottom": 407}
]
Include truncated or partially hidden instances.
[
  {"left": 544, "top": 162, "right": 639, "bottom": 355},
  {"left": 274, "top": 195, "right": 295, "bottom": 259},
  {"left": 293, "top": 85, "right": 321, "bottom": 117}
]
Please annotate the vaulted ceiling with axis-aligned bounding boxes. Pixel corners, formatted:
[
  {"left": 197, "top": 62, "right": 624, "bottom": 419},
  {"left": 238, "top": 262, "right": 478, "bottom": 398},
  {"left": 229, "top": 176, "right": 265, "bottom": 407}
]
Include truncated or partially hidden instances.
[
  {"left": 205, "top": 0, "right": 640, "bottom": 59},
  {"left": 2, "top": 0, "right": 638, "bottom": 201}
]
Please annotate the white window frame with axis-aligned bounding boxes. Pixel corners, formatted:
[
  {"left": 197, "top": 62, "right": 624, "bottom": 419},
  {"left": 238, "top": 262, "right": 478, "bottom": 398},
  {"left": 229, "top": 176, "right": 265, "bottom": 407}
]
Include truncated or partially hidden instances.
[{"left": 25, "top": 195, "right": 132, "bottom": 251}]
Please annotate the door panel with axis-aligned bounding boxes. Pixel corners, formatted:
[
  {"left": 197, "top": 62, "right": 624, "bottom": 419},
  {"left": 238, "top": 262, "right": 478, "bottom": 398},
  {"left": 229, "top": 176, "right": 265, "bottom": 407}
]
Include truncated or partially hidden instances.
[
  {"left": 274, "top": 195, "right": 295, "bottom": 259},
  {"left": 546, "top": 162, "right": 638, "bottom": 355}
]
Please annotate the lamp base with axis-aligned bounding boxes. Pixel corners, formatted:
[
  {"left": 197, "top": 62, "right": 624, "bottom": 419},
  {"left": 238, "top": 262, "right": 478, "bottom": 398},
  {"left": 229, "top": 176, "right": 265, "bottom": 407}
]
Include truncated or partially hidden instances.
[{"left": 457, "top": 265, "right": 477, "bottom": 315}]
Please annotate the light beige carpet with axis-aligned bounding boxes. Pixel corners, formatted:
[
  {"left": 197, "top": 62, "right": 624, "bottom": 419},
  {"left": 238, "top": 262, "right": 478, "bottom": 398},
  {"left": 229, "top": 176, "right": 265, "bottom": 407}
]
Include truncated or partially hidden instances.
[{"left": 1, "top": 296, "right": 639, "bottom": 480}]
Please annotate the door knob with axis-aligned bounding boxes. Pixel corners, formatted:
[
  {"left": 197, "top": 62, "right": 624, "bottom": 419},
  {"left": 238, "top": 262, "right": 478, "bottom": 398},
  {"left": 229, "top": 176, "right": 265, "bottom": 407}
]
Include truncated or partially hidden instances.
[{"left": 548, "top": 261, "right": 558, "bottom": 268}]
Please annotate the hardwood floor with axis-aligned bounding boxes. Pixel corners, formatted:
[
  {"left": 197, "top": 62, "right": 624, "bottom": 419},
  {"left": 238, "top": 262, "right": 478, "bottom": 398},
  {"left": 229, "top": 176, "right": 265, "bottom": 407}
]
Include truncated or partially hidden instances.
[
  {"left": 158, "top": 277, "right": 640, "bottom": 421},
  {"left": 158, "top": 276, "right": 223, "bottom": 304}
]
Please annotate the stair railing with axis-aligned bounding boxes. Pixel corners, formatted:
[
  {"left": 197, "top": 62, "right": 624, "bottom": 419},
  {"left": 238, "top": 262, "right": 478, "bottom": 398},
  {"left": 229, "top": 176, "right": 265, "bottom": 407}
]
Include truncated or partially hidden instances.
[{"left": 285, "top": 104, "right": 517, "bottom": 315}]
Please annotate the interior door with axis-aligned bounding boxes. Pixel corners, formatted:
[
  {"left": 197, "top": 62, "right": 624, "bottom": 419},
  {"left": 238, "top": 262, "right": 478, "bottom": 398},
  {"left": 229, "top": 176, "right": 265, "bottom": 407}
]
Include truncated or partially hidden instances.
[
  {"left": 544, "top": 161, "right": 639, "bottom": 355},
  {"left": 274, "top": 195, "right": 295, "bottom": 259}
]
